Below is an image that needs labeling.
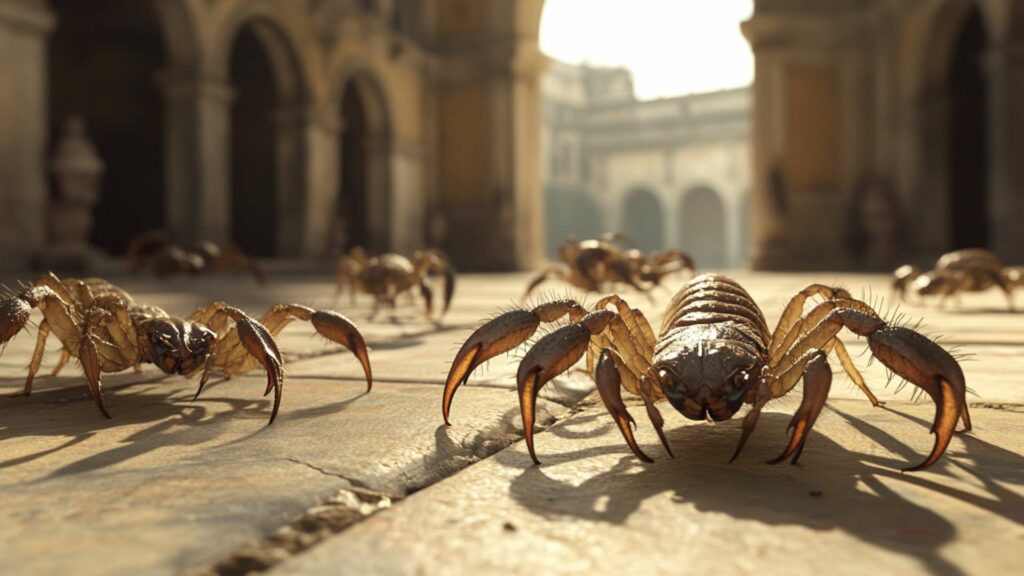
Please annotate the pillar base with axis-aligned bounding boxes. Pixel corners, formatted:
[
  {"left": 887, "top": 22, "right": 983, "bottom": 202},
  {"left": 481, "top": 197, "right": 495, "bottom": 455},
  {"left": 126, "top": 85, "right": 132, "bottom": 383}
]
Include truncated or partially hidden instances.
[{"left": 443, "top": 206, "right": 518, "bottom": 271}]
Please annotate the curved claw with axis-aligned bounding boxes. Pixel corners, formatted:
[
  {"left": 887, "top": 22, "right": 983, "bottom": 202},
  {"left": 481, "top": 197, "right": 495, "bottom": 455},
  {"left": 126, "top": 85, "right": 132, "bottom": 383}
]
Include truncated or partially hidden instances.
[
  {"left": 596, "top": 350, "right": 652, "bottom": 463},
  {"left": 192, "top": 348, "right": 217, "bottom": 402},
  {"left": 638, "top": 376, "right": 672, "bottom": 458},
  {"left": 867, "top": 326, "right": 968, "bottom": 471},
  {"left": 311, "top": 310, "right": 373, "bottom": 392},
  {"left": 235, "top": 315, "right": 284, "bottom": 424},
  {"left": 517, "top": 324, "right": 592, "bottom": 464},
  {"left": 443, "top": 310, "right": 542, "bottom": 424},
  {"left": 520, "top": 266, "right": 575, "bottom": 303},
  {"left": 768, "top": 353, "right": 831, "bottom": 465},
  {"left": 729, "top": 402, "right": 763, "bottom": 463},
  {"left": 79, "top": 333, "right": 112, "bottom": 419},
  {"left": 414, "top": 250, "right": 456, "bottom": 316},
  {"left": 441, "top": 266, "right": 456, "bottom": 315},
  {"left": 418, "top": 282, "right": 435, "bottom": 319}
]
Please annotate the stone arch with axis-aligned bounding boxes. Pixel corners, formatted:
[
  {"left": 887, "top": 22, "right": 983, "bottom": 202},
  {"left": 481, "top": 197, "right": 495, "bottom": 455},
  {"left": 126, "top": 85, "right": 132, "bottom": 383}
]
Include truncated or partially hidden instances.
[
  {"left": 914, "top": 1, "right": 994, "bottom": 251},
  {"left": 211, "top": 2, "right": 314, "bottom": 104},
  {"left": 332, "top": 66, "right": 393, "bottom": 254},
  {"left": 621, "top": 188, "right": 665, "bottom": 252},
  {"left": 946, "top": 5, "right": 990, "bottom": 249},
  {"left": 545, "top": 189, "right": 604, "bottom": 257},
  {"left": 47, "top": 0, "right": 178, "bottom": 255},
  {"left": 224, "top": 15, "right": 309, "bottom": 256},
  {"left": 152, "top": 0, "right": 200, "bottom": 66},
  {"left": 679, "top": 186, "right": 727, "bottom": 268}
]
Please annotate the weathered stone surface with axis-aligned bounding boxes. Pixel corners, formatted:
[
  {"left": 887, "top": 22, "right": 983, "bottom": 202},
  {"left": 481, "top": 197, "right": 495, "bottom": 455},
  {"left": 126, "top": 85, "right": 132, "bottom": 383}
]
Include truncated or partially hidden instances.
[
  {"left": 0, "top": 274, "right": 576, "bottom": 576},
  {"left": 272, "top": 398, "right": 1024, "bottom": 576},
  {"left": 0, "top": 271, "right": 1019, "bottom": 575},
  {"left": 0, "top": 371, "right": 582, "bottom": 576}
]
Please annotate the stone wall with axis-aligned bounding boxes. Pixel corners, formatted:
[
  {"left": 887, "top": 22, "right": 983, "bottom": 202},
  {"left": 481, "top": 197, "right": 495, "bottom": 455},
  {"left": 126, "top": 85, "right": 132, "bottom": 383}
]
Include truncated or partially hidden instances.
[
  {"left": 744, "top": 0, "right": 1024, "bottom": 269},
  {"left": 0, "top": 0, "right": 53, "bottom": 268},
  {"left": 0, "top": 0, "right": 548, "bottom": 270}
]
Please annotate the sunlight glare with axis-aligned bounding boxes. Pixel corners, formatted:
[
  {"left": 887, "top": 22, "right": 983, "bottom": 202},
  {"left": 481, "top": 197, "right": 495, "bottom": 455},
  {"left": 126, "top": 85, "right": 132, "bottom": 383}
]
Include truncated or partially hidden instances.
[{"left": 539, "top": 0, "right": 755, "bottom": 99}]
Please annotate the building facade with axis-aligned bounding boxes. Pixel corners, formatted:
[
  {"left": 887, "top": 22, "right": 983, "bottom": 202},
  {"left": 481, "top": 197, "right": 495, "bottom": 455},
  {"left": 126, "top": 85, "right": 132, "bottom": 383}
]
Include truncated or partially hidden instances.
[
  {"left": 0, "top": 0, "right": 546, "bottom": 271},
  {"left": 542, "top": 60, "right": 750, "bottom": 268},
  {"left": 744, "top": 0, "right": 1024, "bottom": 269}
]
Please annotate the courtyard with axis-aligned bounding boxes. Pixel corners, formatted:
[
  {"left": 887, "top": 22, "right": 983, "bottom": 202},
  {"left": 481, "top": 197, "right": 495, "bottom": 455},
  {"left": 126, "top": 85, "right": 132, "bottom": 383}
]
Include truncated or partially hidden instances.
[{"left": 0, "top": 271, "right": 1020, "bottom": 575}]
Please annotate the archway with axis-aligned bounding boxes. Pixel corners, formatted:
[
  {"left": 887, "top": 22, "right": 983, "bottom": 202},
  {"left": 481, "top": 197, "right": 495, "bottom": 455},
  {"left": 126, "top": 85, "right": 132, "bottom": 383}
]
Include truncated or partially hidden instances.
[
  {"left": 621, "top": 189, "right": 664, "bottom": 252},
  {"left": 336, "top": 74, "right": 390, "bottom": 254},
  {"left": 947, "top": 5, "right": 989, "bottom": 249},
  {"left": 339, "top": 84, "right": 368, "bottom": 252},
  {"left": 680, "top": 187, "right": 726, "bottom": 268},
  {"left": 545, "top": 189, "right": 603, "bottom": 257},
  {"left": 229, "top": 24, "right": 282, "bottom": 257},
  {"left": 48, "top": 0, "right": 166, "bottom": 255}
]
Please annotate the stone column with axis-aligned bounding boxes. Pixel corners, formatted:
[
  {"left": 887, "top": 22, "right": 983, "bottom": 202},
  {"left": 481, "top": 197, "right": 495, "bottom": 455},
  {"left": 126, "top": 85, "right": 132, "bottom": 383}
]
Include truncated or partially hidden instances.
[
  {"left": 914, "top": 95, "right": 952, "bottom": 256},
  {"left": 364, "top": 132, "right": 392, "bottom": 253},
  {"left": 663, "top": 191, "right": 681, "bottom": 253},
  {"left": 509, "top": 46, "right": 547, "bottom": 270},
  {"left": 388, "top": 138, "right": 425, "bottom": 255},
  {"left": 0, "top": 0, "right": 54, "bottom": 269},
  {"left": 724, "top": 196, "right": 743, "bottom": 269},
  {"left": 271, "top": 105, "right": 319, "bottom": 257},
  {"left": 744, "top": 43, "right": 789, "bottom": 269},
  {"left": 435, "top": 40, "right": 547, "bottom": 271},
  {"left": 743, "top": 10, "right": 871, "bottom": 270},
  {"left": 157, "top": 70, "right": 234, "bottom": 247},
  {"left": 297, "top": 107, "right": 341, "bottom": 258},
  {"left": 985, "top": 44, "right": 1024, "bottom": 263}
]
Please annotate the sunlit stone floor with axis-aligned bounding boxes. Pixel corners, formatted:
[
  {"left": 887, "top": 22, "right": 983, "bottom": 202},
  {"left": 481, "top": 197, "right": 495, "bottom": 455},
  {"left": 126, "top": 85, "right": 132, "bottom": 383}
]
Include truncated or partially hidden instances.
[{"left": 0, "top": 271, "right": 1020, "bottom": 575}]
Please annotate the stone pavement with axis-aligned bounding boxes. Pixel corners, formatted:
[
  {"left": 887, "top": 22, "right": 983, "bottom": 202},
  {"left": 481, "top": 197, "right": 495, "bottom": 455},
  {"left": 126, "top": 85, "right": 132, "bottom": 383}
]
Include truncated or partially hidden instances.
[{"left": 0, "top": 271, "right": 1021, "bottom": 575}]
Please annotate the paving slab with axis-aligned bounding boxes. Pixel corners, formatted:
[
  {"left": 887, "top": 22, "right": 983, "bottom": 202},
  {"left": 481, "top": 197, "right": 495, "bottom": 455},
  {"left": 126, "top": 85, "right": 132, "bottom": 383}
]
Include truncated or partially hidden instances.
[
  {"left": 0, "top": 270, "right": 1020, "bottom": 575},
  {"left": 0, "top": 273, "right": 584, "bottom": 576},
  {"left": 271, "top": 397, "right": 1024, "bottom": 576},
  {"left": 0, "top": 372, "right": 584, "bottom": 576}
]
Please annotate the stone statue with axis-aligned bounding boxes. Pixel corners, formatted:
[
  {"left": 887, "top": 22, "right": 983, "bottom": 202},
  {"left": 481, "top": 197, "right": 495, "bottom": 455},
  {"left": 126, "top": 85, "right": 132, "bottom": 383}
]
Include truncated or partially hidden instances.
[{"left": 36, "top": 116, "right": 110, "bottom": 271}]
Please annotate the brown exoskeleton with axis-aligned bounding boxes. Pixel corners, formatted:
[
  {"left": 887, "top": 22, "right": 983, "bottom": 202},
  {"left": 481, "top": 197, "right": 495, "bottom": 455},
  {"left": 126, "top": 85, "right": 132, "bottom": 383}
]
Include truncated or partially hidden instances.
[
  {"left": 335, "top": 247, "right": 456, "bottom": 319},
  {"left": 524, "top": 234, "right": 694, "bottom": 300},
  {"left": 444, "top": 274, "right": 970, "bottom": 471},
  {"left": 126, "top": 229, "right": 266, "bottom": 285},
  {"left": 892, "top": 248, "right": 1019, "bottom": 309},
  {"left": 0, "top": 273, "right": 372, "bottom": 422}
]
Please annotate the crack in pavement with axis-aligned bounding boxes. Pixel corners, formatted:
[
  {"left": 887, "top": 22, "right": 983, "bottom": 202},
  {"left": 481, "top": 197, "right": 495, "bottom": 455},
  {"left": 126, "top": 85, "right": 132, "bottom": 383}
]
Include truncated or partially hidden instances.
[
  {"left": 194, "top": 459, "right": 400, "bottom": 576},
  {"left": 280, "top": 457, "right": 386, "bottom": 499},
  {"left": 193, "top": 486, "right": 395, "bottom": 576},
  {"left": 192, "top": 382, "right": 593, "bottom": 574},
  {"left": 969, "top": 402, "right": 1024, "bottom": 412}
]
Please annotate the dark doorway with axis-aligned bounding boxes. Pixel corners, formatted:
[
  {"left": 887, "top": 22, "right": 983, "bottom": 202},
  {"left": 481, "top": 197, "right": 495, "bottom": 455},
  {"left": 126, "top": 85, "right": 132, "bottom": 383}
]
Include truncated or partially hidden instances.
[
  {"left": 230, "top": 26, "right": 278, "bottom": 256},
  {"left": 545, "top": 189, "right": 604, "bottom": 257},
  {"left": 948, "top": 7, "right": 989, "bottom": 249},
  {"left": 680, "top": 187, "right": 726, "bottom": 268},
  {"left": 339, "top": 84, "right": 369, "bottom": 251},
  {"left": 49, "top": 0, "right": 166, "bottom": 255},
  {"left": 622, "top": 189, "right": 664, "bottom": 252}
]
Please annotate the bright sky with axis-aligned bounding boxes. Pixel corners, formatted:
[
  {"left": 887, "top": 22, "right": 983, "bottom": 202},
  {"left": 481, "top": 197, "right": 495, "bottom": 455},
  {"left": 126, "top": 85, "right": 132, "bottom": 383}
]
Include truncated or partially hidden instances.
[{"left": 539, "top": 0, "right": 755, "bottom": 100}]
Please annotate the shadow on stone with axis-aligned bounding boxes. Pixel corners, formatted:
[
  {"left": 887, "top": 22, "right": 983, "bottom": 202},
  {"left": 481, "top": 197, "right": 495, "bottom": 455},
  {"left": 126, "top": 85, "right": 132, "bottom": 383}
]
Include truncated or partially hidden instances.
[
  {"left": 838, "top": 405, "right": 1024, "bottom": 525},
  {"left": 0, "top": 372, "right": 370, "bottom": 480},
  {"left": 500, "top": 410, "right": 1021, "bottom": 576}
]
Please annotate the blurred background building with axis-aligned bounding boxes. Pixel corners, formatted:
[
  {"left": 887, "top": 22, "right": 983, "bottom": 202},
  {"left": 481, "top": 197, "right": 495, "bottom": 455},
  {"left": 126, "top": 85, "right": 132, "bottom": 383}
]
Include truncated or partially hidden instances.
[
  {"left": 0, "top": 0, "right": 546, "bottom": 271},
  {"left": 541, "top": 60, "right": 749, "bottom": 268},
  {"left": 1, "top": 0, "right": 1022, "bottom": 272},
  {"left": 745, "top": 0, "right": 1024, "bottom": 269}
]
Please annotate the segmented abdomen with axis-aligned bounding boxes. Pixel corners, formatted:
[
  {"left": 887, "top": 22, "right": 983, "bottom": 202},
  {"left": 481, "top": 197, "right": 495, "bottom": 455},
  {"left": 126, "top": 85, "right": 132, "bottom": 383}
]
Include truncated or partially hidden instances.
[{"left": 656, "top": 274, "right": 769, "bottom": 360}]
